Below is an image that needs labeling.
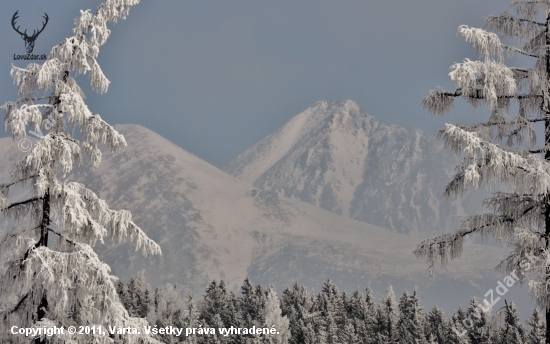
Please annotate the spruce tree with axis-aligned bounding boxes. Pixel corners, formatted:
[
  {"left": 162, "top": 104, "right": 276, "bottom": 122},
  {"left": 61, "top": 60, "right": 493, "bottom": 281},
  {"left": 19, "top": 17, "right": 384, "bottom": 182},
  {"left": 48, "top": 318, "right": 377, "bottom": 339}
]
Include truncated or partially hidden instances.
[
  {"left": 363, "top": 286, "right": 377, "bottom": 343},
  {"left": 153, "top": 284, "right": 185, "bottom": 344},
  {"left": 373, "top": 308, "right": 390, "bottom": 344},
  {"left": 376, "top": 285, "right": 399, "bottom": 343},
  {"left": 500, "top": 301, "right": 526, "bottom": 343},
  {"left": 280, "top": 282, "right": 315, "bottom": 344},
  {"left": 262, "top": 287, "right": 290, "bottom": 344},
  {"left": 184, "top": 296, "right": 199, "bottom": 344},
  {"left": 413, "top": 1, "right": 550, "bottom": 342},
  {"left": 125, "top": 271, "right": 153, "bottom": 318},
  {"left": 465, "top": 298, "right": 491, "bottom": 344},
  {"left": 346, "top": 288, "right": 374, "bottom": 344},
  {"left": 199, "top": 279, "right": 240, "bottom": 335},
  {"left": 397, "top": 290, "right": 426, "bottom": 344},
  {"left": 338, "top": 322, "right": 359, "bottom": 344},
  {"left": 317, "top": 293, "right": 339, "bottom": 344},
  {"left": 240, "top": 278, "right": 266, "bottom": 331},
  {"left": 527, "top": 308, "right": 546, "bottom": 344},
  {"left": 448, "top": 310, "right": 472, "bottom": 344},
  {"left": 0, "top": 0, "right": 161, "bottom": 342},
  {"left": 302, "top": 322, "right": 317, "bottom": 344},
  {"left": 209, "top": 314, "right": 228, "bottom": 344},
  {"left": 426, "top": 305, "right": 447, "bottom": 344}
]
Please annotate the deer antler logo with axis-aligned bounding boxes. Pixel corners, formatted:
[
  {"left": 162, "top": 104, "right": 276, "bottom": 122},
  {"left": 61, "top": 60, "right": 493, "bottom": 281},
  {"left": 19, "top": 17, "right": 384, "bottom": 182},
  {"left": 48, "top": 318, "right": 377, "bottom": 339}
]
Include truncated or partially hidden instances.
[{"left": 11, "top": 11, "right": 49, "bottom": 54}]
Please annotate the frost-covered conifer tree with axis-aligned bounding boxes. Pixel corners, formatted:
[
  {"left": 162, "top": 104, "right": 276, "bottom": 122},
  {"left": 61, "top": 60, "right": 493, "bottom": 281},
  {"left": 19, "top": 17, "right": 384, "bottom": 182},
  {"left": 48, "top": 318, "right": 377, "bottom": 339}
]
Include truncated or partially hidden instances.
[
  {"left": 183, "top": 296, "right": 199, "bottom": 344},
  {"left": 152, "top": 284, "right": 185, "bottom": 344},
  {"left": 413, "top": 1, "right": 550, "bottom": 342},
  {"left": 119, "top": 271, "right": 152, "bottom": 318},
  {"left": 527, "top": 308, "right": 546, "bottom": 343},
  {"left": 0, "top": 0, "right": 161, "bottom": 342},
  {"left": 376, "top": 285, "right": 399, "bottom": 343},
  {"left": 425, "top": 306, "right": 447, "bottom": 344},
  {"left": 262, "top": 287, "right": 290, "bottom": 344},
  {"left": 448, "top": 310, "right": 471, "bottom": 344},
  {"left": 465, "top": 298, "right": 490, "bottom": 343},
  {"left": 280, "top": 282, "right": 315, "bottom": 344},
  {"left": 501, "top": 301, "right": 526, "bottom": 343}
]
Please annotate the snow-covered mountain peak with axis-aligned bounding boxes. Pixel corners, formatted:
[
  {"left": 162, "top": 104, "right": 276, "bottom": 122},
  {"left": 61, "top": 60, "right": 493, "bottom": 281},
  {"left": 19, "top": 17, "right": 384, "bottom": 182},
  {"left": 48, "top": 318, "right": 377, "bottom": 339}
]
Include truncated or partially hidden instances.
[{"left": 225, "top": 100, "right": 485, "bottom": 234}]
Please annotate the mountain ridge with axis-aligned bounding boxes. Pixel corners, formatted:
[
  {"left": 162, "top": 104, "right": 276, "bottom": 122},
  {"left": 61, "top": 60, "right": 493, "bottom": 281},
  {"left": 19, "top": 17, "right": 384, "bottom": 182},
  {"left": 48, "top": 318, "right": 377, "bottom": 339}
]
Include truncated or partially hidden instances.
[{"left": 225, "top": 99, "right": 484, "bottom": 234}]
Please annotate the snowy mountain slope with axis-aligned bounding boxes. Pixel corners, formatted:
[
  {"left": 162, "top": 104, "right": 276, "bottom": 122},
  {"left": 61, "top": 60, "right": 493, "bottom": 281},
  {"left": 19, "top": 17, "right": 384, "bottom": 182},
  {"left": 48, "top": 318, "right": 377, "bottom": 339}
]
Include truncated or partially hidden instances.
[
  {"left": 224, "top": 100, "right": 486, "bottom": 234},
  {"left": 0, "top": 125, "right": 525, "bottom": 314}
]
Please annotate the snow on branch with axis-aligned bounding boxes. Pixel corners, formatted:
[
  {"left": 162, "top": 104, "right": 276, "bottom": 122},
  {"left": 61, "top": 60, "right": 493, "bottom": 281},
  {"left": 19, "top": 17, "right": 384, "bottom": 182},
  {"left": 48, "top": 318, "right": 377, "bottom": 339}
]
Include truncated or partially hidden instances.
[
  {"left": 502, "top": 44, "right": 539, "bottom": 58},
  {"left": 458, "top": 25, "right": 504, "bottom": 62},
  {"left": 449, "top": 59, "right": 516, "bottom": 109},
  {"left": 523, "top": 31, "right": 547, "bottom": 55},
  {"left": 11, "top": 134, "right": 82, "bottom": 182},
  {"left": 98, "top": 0, "right": 141, "bottom": 23},
  {"left": 9, "top": 64, "right": 42, "bottom": 99},
  {"left": 421, "top": 89, "right": 457, "bottom": 116},
  {"left": 3, "top": 197, "right": 42, "bottom": 220},
  {"left": 512, "top": 0, "right": 550, "bottom": 21},
  {"left": 0, "top": 189, "right": 7, "bottom": 212},
  {"left": 449, "top": 110, "right": 537, "bottom": 148},
  {"left": 413, "top": 229, "right": 470, "bottom": 277},
  {"left": 48, "top": 181, "right": 161, "bottom": 255},
  {"left": 485, "top": 12, "right": 545, "bottom": 40},
  {"left": 527, "top": 250, "right": 550, "bottom": 309},
  {"left": 2, "top": 103, "right": 51, "bottom": 140},
  {"left": 414, "top": 209, "right": 536, "bottom": 278},
  {"left": 90, "top": 58, "right": 110, "bottom": 93},
  {"left": 441, "top": 124, "right": 550, "bottom": 199},
  {"left": 58, "top": 87, "right": 127, "bottom": 159}
]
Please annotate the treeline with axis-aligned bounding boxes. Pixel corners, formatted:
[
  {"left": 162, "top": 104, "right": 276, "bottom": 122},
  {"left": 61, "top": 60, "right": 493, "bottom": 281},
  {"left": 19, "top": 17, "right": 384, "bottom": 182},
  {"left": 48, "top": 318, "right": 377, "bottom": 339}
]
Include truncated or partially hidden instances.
[{"left": 116, "top": 273, "right": 545, "bottom": 343}]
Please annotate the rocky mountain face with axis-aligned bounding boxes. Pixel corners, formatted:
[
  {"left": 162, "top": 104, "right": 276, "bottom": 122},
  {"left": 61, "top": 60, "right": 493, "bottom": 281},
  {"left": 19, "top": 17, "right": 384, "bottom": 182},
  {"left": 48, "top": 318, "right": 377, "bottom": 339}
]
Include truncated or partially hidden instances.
[
  {"left": 0, "top": 124, "right": 524, "bottom": 314},
  {"left": 225, "top": 100, "right": 485, "bottom": 234}
]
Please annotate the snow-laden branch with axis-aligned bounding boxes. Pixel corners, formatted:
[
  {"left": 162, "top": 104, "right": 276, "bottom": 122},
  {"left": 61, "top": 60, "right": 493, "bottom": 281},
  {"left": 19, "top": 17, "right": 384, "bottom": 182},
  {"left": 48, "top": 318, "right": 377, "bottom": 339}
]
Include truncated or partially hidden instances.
[
  {"left": 414, "top": 207, "right": 536, "bottom": 277},
  {"left": 449, "top": 59, "right": 516, "bottom": 109},
  {"left": 49, "top": 181, "right": 161, "bottom": 255},
  {"left": 421, "top": 89, "right": 457, "bottom": 116},
  {"left": 3, "top": 103, "right": 54, "bottom": 140},
  {"left": 422, "top": 86, "right": 541, "bottom": 116},
  {"left": 11, "top": 134, "right": 82, "bottom": 181},
  {"left": 441, "top": 124, "right": 550, "bottom": 199},
  {"left": 453, "top": 111, "right": 537, "bottom": 147},
  {"left": 413, "top": 227, "right": 476, "bottom": 277},
  {"left": 512, "top": 0, "right": 550, "bottom": 21},
  {"left": 522, "top": 31, "right": 548, "bottom": 55},
  {"left": 458, "top": 25, "right": 504, "bottom": 63},
  {"left": 485, "top": 12, "right": 545, "bottom": 40},
  {"left": 3, "top": 197, "right": 42, "bottom": 211},
  {"left": 90, "top": 57, "right": 110, "bottom": 93},
  {"left": 2, "top": 197, "right": 42, "bottom": 224},
  {"left": 526, "top": 250, "right": 550, "bottom": 309},
  {"left": 503, "top": 44, "right": 539, "bottom": 58}
]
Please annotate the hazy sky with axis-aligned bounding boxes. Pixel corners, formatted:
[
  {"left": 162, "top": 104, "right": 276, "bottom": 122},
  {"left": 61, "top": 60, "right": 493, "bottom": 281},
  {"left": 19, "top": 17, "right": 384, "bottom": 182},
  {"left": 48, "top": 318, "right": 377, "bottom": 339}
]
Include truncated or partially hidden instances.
[{"left": 0, "top": 0, "right": 514, "bottom": 167}]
